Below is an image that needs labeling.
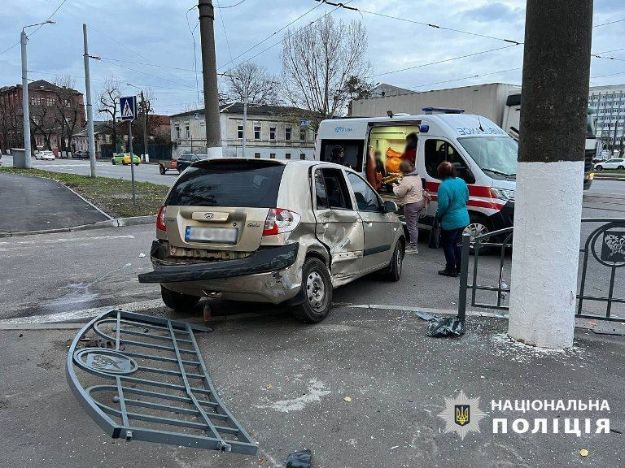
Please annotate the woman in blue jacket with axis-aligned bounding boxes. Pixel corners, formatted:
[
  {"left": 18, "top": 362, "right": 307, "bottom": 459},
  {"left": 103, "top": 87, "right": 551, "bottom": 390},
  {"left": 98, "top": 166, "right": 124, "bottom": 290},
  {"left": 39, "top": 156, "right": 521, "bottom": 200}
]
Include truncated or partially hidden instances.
[{"left": 435, "top": 161, "right": 470, "bottom": 277}]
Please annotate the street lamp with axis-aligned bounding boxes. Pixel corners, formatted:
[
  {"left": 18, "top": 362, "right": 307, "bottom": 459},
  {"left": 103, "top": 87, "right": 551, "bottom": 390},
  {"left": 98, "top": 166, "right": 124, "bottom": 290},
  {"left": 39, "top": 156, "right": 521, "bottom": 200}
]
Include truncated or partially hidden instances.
[
  {"left": 83, "top": 23, "right": 100, "bottom": 177},
  {"left": 127, "top": 83, "right": 149, "bottom": 163},
  {"left": 19, "top": 20, "right": 55, "bottom": 169}
]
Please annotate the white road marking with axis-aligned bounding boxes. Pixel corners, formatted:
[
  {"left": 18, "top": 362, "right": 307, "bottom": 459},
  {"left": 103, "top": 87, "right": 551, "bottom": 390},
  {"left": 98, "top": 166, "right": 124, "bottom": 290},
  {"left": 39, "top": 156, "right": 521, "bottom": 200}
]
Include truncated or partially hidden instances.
[
  {"left": 0, "top": 298, "right": 163, "bottom": 325},
  {"left": 0, "top": 234, "right": 134, "bottom": 246}
]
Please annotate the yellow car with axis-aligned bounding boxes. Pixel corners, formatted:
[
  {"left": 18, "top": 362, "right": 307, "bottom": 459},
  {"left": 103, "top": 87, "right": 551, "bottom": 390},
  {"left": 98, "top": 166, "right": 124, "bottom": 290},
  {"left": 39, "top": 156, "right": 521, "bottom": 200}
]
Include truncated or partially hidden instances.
[{"left": 112, "top": 153, "right": 141, "bottom": 165}]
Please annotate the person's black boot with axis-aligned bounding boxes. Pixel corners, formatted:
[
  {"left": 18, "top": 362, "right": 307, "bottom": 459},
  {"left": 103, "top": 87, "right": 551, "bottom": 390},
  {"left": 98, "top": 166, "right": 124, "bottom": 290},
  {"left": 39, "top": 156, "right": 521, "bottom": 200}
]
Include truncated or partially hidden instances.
[{"left": 438, "top": 268, "right": 458, "bottom": 277}]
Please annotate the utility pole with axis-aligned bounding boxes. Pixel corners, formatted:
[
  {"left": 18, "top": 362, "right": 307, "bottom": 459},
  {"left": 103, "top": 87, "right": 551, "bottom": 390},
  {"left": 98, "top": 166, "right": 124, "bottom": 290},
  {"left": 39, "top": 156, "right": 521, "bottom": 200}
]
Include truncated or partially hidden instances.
[
  {"left": 141, "top": 91, "right": 149, "bottom": 163},
  {"left": 20, "top": 29, "right": 31, "bottom": 168},
  {"left": 613, "top": 118, "right": 618, "bottom": 155},
  {"left": 242, "top": 89, "right": 248, "bottom": 158},
  {"left": 83, "top": 24, "right": 97, "bottom": 177},
  {"left": 128, "top": 120, "right": 136, "bottom": 205},
  {"left": 18, "top": 20, "right": 54, "bottom": 168},
  {"left": 508, "top": 0, "right": 592, "bottom": 349},
  {"left": 198, "top": 0, "right": 222, "bottom": 157}
]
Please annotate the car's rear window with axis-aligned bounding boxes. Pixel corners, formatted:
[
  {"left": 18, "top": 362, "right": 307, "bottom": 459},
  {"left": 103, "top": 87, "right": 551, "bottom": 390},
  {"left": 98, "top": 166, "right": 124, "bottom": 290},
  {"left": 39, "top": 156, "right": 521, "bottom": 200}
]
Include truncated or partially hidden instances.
[{"left": 166, "top": 161, "right": 285, "bottom": 207}]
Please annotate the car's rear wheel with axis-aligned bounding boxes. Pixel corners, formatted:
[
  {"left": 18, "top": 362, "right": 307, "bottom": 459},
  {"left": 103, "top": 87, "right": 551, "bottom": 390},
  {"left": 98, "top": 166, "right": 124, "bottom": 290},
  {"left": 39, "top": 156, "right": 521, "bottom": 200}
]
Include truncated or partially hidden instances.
[
  {"left": 292, "top": 258, "right": 333, "bottom": 323},
  {"left": 111, "top": 159, "right": 116, "bottom": 165},
  {"left": 618, "top": 165, "right": 624, "bottom": 170},
  {"left": 160, "top": 286, "right": 199, "bottom": 312},
  {"left": 384, "top": 239, "right": 404, "bottom": 281},
  {"left": 595, "top": 165, "right": 603, "bottom": 171}
]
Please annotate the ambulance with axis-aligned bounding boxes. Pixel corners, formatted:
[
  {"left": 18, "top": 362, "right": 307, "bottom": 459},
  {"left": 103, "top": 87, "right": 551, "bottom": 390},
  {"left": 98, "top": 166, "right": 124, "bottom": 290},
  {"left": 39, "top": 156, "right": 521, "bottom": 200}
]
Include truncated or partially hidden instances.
[{"left": 315, "top": 110, "right": 517, "bottom": 238}]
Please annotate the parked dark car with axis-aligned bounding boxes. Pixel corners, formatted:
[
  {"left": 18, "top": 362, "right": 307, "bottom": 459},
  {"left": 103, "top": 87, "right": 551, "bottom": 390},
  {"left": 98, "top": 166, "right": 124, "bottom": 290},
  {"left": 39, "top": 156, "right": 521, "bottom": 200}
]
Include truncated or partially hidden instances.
[
  {"left": 176, "top": 153, "right": 202, "bottom": 173},
  {"left": 74, "top": 150, "right": 90, "bottom": 159}
]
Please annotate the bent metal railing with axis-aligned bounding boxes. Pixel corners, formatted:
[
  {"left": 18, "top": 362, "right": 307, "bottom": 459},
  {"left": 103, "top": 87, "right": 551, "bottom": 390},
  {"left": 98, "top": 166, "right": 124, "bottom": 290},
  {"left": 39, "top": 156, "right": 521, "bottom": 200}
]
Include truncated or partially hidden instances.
[
  {"left": 457, "top": 219, "right": 625, "bottom": 324},
  {"left": 66, "top": 310, "right": 258, "bottom": 454}
]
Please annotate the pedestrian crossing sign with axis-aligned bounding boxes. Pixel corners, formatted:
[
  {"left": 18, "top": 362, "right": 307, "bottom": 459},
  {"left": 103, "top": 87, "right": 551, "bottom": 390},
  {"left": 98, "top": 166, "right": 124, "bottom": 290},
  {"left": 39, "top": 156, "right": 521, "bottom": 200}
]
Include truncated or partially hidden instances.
[{"left": 120, "top": 96, "right": 137, "bottom": 121}]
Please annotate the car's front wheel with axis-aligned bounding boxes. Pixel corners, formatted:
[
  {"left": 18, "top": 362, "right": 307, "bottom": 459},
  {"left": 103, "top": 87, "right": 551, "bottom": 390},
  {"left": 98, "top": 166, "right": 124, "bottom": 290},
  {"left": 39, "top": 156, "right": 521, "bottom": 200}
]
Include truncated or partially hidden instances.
[
  {"left": 595, "top": 165, "right": 603, "bottom": 171},
  {"left": 159, "top": 165, "right": 166, "bottom": 175},
  {"left": 160, "top": 285, "right": 200, "bottom": 312},
  {"left": 292, "top": 258, "right": 333, "bottom": 323}
]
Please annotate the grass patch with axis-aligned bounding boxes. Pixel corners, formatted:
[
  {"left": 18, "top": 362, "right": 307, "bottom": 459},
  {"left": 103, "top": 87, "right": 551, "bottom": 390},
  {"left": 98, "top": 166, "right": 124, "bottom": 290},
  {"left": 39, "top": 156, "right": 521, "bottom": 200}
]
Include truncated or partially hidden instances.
[{"left": 0, "top": 167, "right": 168, "bottom": 218}]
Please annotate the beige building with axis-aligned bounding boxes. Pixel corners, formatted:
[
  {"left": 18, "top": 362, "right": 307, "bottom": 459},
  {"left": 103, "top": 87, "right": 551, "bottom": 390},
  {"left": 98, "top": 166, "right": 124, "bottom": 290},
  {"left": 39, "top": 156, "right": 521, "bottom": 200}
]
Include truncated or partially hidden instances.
[{"left": 170, "top": 103, "right": 316, "bottom": 160}]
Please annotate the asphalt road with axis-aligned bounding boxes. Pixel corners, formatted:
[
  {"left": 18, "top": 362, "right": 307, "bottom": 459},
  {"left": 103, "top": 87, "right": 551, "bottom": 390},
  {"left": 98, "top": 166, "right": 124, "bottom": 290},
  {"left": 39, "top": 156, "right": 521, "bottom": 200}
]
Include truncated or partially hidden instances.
[
  {"left": 1, "top": 155, "right": 177, "bottom": 186},
  {"left": 0, "top": 173, "right": 109, "bottom": 233},
  {"left": 1, "top": 201, "right": 623, "bottom": 325}
]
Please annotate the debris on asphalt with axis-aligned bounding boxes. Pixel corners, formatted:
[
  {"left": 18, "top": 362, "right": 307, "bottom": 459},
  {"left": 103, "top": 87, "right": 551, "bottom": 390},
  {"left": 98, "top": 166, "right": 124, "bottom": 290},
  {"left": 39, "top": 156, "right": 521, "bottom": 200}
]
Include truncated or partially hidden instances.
[
  {"left": 414, "top": 311, "right": 437, "bottom": 321},
  {"left": 426, "top": 316, "right": 465, "bottom": 338},
  {"left": 285, "top": 449, "right": 312, "bottom": 468},
  {"left": 343, "top": 396, "right": 352, "bottom": 402},
  {"left": 579, "top": 448, "right": 589, "bottom": 457},
  {"left": 138, "top": 252, "right": 146, "bottom": 258}
]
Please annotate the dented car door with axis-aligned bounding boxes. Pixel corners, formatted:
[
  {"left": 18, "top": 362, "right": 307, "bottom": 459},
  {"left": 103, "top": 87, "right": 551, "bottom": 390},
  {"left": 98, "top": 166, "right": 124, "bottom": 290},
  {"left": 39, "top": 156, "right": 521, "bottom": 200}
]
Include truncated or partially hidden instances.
[{"left": 312, "top": 167, "right": 364, "bottom": 282}]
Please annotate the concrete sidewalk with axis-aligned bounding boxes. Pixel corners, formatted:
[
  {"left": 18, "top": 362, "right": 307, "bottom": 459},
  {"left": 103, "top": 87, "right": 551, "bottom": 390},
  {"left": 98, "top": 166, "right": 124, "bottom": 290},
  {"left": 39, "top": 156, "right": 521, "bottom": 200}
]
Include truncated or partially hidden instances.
[
  {"left": 0, "top": 173, "right": 109, "bottom": 233},
  {"left": 1, "top": 308, "right": 623, "bottom": 467}
]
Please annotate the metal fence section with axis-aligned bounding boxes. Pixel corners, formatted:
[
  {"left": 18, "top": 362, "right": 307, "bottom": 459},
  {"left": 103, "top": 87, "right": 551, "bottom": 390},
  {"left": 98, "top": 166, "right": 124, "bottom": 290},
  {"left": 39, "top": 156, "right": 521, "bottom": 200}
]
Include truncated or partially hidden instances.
[
  {"left": 66, "top": 310, "right": 258, "bottom": 455},
  {"left": 457, "top": 219, "right": 625, "bottom": 324}
]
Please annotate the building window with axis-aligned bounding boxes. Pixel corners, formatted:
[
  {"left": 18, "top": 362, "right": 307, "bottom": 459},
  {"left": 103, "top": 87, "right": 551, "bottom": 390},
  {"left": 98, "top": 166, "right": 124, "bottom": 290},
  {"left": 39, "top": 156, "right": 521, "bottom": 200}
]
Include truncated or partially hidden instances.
[
  {"left": 300, "top": 128, "right": 306, "bottom": 141},
  {"left": 270, "top": 153, "right": 276, "bottom": 159},
  {"left": 285, "top": 127, "right": 292, "bottom": 141},
  {"left": 285, "top": 153, "right": 291, "bottom": 160},
  {"left": 300, "top": 153, "right": 306, "bottom": 160},
  {"left": 175, "top": 126, "right": 180, "bottom": 139},
  {"left": 254, "top": 125, "right": 261, "bottom": 140},
  {"left": 46, "top": 97, "right": 54, "bottom": 106},
  {"left": 254, "top": 152, "right": 261, "bottom": 159},
  {"left": 185, "top": 126, "right": 190, "bottom": 138},
  {"left": 269, "top": 127, "right": 276, "bottom": 140},
  {"left": 238, "top": 124, "right": 243, "bottom": 139}
]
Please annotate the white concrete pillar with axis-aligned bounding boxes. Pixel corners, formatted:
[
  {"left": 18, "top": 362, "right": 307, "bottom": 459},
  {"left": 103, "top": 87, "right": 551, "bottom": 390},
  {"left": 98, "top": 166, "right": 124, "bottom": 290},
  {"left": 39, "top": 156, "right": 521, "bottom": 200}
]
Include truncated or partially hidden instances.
[{"left": 508, "top": 161, "right": 584, "bottom": 348}]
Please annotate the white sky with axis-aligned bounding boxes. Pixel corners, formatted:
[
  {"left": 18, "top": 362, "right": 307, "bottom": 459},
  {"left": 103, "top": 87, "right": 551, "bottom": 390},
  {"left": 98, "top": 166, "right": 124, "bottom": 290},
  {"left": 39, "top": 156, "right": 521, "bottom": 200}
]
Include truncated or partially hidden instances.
[{"left": 0, "top": 0, "right": 623, "bottom": 115}]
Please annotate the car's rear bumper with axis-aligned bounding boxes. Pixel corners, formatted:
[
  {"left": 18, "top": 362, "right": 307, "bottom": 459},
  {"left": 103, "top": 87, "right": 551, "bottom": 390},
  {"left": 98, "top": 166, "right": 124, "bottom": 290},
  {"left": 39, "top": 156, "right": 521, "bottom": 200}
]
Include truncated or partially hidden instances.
[{"left": 138, "top": 242, "right": 299, "bottom": 284}]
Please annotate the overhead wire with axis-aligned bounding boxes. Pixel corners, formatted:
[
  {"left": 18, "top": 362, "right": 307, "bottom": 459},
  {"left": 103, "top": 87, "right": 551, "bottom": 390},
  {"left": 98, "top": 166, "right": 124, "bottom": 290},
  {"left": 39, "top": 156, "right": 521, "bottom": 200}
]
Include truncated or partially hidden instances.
[
  {"left": 373, "top": 44, "right": 520, "bottom": 78},
  {"left": 0, "top": 0, "right": 70, "bottom": 55},
  {"left": 217, "top": 0, "right": 326, "bottom": 71}
]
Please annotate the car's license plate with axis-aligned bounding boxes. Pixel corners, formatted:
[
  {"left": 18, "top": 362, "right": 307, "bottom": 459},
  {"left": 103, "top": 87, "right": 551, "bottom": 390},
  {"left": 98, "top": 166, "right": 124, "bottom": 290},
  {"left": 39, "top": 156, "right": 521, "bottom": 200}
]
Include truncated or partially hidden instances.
[{"left": 185, "top": 227, "right": 238, "bottom": 244}]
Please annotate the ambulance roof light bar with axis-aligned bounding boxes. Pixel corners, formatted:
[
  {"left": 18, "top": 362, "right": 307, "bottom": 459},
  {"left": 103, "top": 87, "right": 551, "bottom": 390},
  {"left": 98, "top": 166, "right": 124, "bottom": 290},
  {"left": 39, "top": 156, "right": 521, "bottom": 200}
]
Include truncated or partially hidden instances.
[{"left": 422, "top": 107, "right": 465, "bottom": 114}]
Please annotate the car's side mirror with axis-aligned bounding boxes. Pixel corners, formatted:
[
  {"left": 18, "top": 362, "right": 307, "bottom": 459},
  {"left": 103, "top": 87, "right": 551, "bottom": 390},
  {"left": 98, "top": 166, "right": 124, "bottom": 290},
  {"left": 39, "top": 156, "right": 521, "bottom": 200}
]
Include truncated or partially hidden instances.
[{"left": 383, "top": 200, "right": 398, "bottom": 213}]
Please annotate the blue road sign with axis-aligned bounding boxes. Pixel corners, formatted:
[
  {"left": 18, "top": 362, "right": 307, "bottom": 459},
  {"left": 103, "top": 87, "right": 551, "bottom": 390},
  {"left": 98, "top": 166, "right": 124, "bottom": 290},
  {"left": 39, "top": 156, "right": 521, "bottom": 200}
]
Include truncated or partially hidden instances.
[{"left": 120, "top": 96, "right": 137, "bottom": 121}]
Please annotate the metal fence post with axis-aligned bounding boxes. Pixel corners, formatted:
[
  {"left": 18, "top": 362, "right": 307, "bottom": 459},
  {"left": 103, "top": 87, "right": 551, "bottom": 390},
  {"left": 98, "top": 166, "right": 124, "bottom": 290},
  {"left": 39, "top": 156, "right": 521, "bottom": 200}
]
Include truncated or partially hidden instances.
[{"left": 457, "top": 234, "right": 471, "bottom": 323}]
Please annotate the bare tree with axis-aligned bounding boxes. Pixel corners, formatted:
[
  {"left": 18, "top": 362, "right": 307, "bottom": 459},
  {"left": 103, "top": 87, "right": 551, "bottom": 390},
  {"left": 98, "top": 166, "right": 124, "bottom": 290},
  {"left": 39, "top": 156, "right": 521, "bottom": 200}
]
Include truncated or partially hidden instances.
[
  {"left": 53, "top": 75, "right": 83, "bottom": 154},
  {"left": 30, "top": 99, "right": 56, "bottom": 150},
  {"left": 226, "top": 63, "right": 279, "bottom": 105},
  {"left": 0, "top": 95, "right": 20, "bottom": 152},
  {"left": 98, "top": 78, "right": 121, "bottom": 151},
  {"left": 281, "top": 16, "right": 370, "bottom": 118}
]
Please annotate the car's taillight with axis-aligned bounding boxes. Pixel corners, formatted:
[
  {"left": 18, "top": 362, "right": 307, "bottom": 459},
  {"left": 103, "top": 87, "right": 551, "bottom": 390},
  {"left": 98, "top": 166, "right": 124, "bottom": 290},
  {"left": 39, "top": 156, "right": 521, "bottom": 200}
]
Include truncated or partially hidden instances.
[
  {"left": 262, "top": 208, "right": 300, "bottom": 236},
  {"left": 156, "top": 206, "right": 167, "bottom": 232}
]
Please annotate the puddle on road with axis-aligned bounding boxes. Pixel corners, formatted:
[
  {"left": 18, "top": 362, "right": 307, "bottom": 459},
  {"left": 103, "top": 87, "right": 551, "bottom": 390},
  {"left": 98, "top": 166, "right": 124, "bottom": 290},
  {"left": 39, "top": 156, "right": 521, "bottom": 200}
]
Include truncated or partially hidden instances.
[{"left": 37, "top": 263, "right": 134, "bottom": 314}]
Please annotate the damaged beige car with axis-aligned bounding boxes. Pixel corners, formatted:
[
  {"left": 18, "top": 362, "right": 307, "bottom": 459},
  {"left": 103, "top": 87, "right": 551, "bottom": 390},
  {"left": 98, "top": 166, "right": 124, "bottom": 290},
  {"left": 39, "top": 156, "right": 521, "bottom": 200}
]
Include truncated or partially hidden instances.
[{"left": 138, "top": 159, "right": 405, "bottom": 323}]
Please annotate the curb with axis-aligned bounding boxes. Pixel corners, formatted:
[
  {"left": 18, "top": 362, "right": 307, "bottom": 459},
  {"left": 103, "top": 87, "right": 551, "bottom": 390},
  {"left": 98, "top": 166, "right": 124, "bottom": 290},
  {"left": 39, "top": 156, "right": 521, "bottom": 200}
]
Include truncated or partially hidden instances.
[
  {"left": 593, "top": 174, "right": 625, "bottom": 181},
  {"left": 0, "top": 215, "right": 156, "bottom": 238}
]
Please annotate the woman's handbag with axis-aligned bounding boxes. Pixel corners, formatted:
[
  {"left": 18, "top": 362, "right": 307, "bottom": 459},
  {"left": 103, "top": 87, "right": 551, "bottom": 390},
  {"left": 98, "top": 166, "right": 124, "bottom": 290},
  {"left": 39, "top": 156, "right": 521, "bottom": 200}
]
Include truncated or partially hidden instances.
[{"left": 429, "top": 218, "right": 441, "bottom": 249}]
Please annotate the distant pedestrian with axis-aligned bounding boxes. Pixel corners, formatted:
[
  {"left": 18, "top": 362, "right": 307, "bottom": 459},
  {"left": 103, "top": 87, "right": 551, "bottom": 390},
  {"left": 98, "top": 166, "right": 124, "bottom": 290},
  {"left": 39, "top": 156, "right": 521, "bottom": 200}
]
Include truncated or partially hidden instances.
[
  {"left": 393, "top": 160, "right": 426, "bottom": 253},
  {"left": 436, "top": 161, "right": 469, "bottom": 277}
]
